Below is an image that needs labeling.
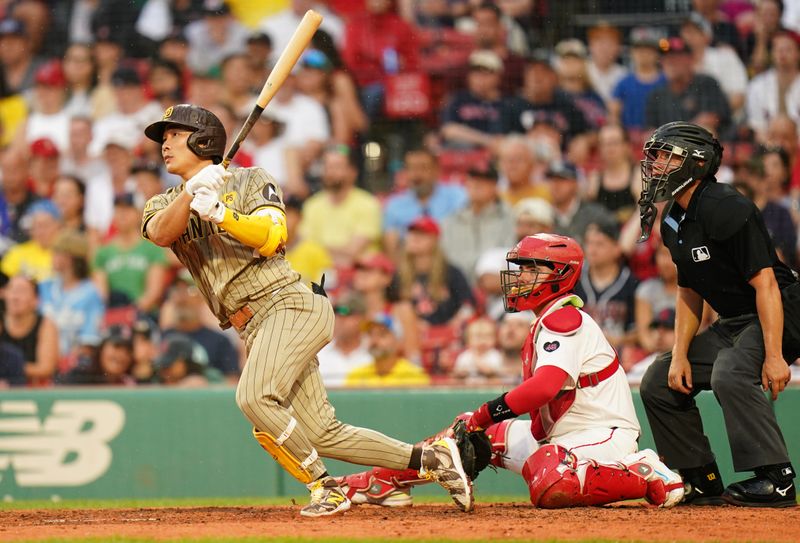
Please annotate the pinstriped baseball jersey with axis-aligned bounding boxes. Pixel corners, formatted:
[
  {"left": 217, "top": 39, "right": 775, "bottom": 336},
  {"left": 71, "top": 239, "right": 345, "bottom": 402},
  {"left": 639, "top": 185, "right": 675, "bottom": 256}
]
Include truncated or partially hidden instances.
[{"left": 141, "top": 167, "right": 299, "bottom": 325}]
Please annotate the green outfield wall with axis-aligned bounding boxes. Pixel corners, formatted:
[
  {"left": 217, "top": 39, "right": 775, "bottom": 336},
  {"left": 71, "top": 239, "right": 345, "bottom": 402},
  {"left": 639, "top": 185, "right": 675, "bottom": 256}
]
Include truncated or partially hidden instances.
[{"left": 0, "top": 387, "right": 798, "bottom": 501}]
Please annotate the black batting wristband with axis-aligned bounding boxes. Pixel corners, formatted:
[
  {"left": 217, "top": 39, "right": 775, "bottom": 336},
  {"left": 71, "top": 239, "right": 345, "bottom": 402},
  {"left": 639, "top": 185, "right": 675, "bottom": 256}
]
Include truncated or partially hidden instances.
[{"left": 487, "top": 393, "right": 516, "bottom": 423}]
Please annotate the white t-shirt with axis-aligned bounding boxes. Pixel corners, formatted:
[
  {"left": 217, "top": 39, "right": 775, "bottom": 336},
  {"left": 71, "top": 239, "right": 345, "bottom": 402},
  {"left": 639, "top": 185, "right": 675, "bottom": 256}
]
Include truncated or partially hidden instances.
[
  {"left": 271, "top": 94, "right": 330, "bottom": 147},
  {"left": 318, "top": 341, "right": 372, "bottom": 387},
  {"left": 260, "top": 8, "right": 344, "bottom": 64},
  {"left": 533, "top": 308, "right": 640, "bottom": 440},
  {"left": 26, "top": 111, "right": 71, "bottom": 152},
  {"left": 248, "top": 137, "right": 289, "bottom": 188},
  {"left": 746, "top": 69, "right": 800, "bottom": 136},
  {"left": 453, "top": 348, "right": 503, "bottom": 379},
  {"left": 698, "top": 46, "right": 748, "bottom": 102}
]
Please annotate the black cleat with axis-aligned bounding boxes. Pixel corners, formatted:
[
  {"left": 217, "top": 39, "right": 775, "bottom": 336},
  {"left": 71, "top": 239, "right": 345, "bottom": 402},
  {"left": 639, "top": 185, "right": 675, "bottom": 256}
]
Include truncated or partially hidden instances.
[
  {"left": 681, "top": 481, "right": 726, "bottom": 506},
  {"left": 723, "top": 476, "right": 797, "bottom": 508}
]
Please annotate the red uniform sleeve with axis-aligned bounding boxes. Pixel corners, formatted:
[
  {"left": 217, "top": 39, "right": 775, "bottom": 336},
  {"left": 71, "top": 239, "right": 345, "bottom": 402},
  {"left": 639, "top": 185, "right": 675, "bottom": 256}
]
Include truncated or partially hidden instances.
[{"left": 505, "top": 365, "right": 569, "bottom": 415}]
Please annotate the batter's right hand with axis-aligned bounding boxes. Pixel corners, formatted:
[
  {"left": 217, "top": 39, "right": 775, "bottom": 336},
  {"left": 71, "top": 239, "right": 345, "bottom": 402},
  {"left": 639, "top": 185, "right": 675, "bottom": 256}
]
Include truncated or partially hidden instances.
[
  {"left": 185, "top": 164, "right": 230, "bottom": 196},
  {"left": 668, "top": 355, "right": 693, "bottom": 394}
]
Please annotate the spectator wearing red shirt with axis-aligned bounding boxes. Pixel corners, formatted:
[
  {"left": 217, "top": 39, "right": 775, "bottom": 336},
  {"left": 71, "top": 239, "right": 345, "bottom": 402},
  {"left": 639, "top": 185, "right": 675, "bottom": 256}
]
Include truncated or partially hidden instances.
[{"left": 342, "top": 0, "right": 419, "bottom": 118}]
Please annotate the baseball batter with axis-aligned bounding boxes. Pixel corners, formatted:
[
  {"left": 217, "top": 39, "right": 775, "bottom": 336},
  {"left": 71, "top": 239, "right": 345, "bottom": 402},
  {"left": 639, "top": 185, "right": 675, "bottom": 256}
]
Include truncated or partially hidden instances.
[
  {"left": 141, "top": 104, "right": 473, "bottom": 517},
  {"left": 338, "top": 234, "right": 685, "bottom": 508}
]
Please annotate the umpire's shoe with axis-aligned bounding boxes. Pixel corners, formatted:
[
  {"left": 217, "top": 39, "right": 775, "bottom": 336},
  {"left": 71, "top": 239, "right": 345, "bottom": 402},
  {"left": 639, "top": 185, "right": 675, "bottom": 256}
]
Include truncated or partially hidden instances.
[
  {"left": 300, "top": 476, "right": 351, "bottom": 517},
  {"left": 420, "top": 437, "right": 474, "bottom": 512},
  {"left": 723, "top": 477, "right": 796, "bottom": 508}
]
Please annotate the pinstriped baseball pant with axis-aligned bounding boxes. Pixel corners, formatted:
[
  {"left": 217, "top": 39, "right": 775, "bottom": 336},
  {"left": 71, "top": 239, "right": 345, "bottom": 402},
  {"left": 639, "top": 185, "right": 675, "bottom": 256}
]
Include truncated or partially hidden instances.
[{"left": 235, "top": 281, "right": 413, "bottom": 481}]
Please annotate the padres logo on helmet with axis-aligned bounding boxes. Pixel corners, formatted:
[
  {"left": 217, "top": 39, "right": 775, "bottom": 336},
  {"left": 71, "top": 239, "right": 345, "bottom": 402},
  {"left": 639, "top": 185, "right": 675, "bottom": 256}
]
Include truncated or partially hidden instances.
[{"left": 145, "top": 104, "right": 226, "bottom": 164}]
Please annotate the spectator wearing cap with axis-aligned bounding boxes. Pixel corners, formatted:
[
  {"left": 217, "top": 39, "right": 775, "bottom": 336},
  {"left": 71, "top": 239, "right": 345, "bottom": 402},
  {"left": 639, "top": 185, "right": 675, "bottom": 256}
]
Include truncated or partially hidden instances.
[
  {"left": 0, "top": 149, "right": 37, "bottom": 244},
  {"left": 546, "top": 161, "right": 612, "bottom": 244},
  {"left": 284, "top": 195, "right": 332, "bottom": 286},
  {"left": 473, "top": 247, "right": 508, "bottom": 320},
  {"left": 395, "top": 216, "right": 474, "bottom": 329},
  {"left": 634, "top": 243, "right": 678, "bottom": 356},
  {"left": 300, "top": 146, "right": 382, "bottom": 267},
  {"left": 626, "top": 308, "right": 677, "bottom": 384},
  {"left": 220, "top": 53, "right": 256, "bottom": 119},
  {"left": 497, "top": 135, "right": 550, "bottom": 207},
  {"left": 690, "top": 1, "right": 744, "bottom": 58},
  {"left": 645, "top": 36, "right": 731, "bottom": 137},
  {"left": 469, "top": 3, "right": 526, "bottom": 95},
  {"left": 61, "top": 117, "right": 107, "bottom": 191},
  {"left": 245, "top": 110, "right": 304, "bottom": 195},
  {"left": 586, "top": 23, "right": 627, "bottom": 107},
  {"left": 131, "top": 316, "right": 160, "bottom": 383},
  {"left": 58, "top": 327, "right": 137, "bottom": 386},
  {"left": 296, "top": 48, "right": 368, "bottom": 146},
  {"left": 318, "top": 292, "right": 372, "bottom": 387},
  {"left": 440, "top": 49, "right": 508, "bottom": 151},
  {"left": 158, "top": 30, "right": 192, "bottom": 91},
  {"left": 585, "top": 124, "right": 641, "bottom": 225},
  {"left": 0, "top": 18, "right": 37, "bottom": 94},
  {"left": 92, "top": 25, "right": 124, "bottom": 89},
  {"left": 554, "top": 38, "right": 606, "bottom": 130},
  {"left": 92, "top": 193, "right": 168, "bottom": 313},
  {"left": 20, "top": 61, "right": 69, "bottom": 154},
  {"left": 261, "top": 1, "right": 344, "bottom": 66},
  {"left": 160, "top": 275, "right": 241, "bottom": 381},
  {"left": 513, "top": 196, "right": 554, "bottom": 239},
  {"left": 185, "top": 0, "right": 249, "bottom": 74},
  {"left": 91, "top": 65, "right": 162, "bottom": 156},
  {"left": 747, "top": 31, "right": 800, "bottom": 142},
  {"left": 0, "top": 200, "right": 61, "bottom": 282},
  {"left": 52, "top": 175, "right": 87, "bottom": 233},
  {"left": 1, "top": 274, "right": 59, "bottom": 385},
  {"left": 39, "top": 229, "right": 104, "bottom": 372},
  {"left": 504, "top": 52, "right": 592, "bottom": 148},
  {"left": 28, "top": 138, "right": 61, "bottom": 199},
  {"left": 573, "top": 220, "right": 639, "bottom": 353},
  {"left": 609, "top": 27, "right": 666, "bottom": 130},
  {"left": 245, "top": 32, "right": 272, "bottom": 85},
  {"left": 681, "top": 13, "right": 748, "bottom": 117},
  {"left": 344, "top": 313, "right": 430, "bottom": 388},
  {"left": 353, "top": 251, "right": 421, "bottom": 361},
  {"left": 382, "top": 147, "right": 468, "bottom": 258},
  {"left": 153, "top": 333, "right": 223, "bottom": 387},
  {"left": 441, "top": 164, "right": 515, "bottom": 283}
]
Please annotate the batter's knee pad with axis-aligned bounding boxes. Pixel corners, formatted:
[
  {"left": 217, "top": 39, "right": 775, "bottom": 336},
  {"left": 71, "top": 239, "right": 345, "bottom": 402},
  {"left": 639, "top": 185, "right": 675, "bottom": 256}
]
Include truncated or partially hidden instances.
[
  {"left": 485, "top": 420, "right": 513, "bottom": 469},
  {"left": 252, "top": 421, "right": 318, "bottom": 484},
  {"left": 522, "top": 444, "right": 582, "bottom": 508}
]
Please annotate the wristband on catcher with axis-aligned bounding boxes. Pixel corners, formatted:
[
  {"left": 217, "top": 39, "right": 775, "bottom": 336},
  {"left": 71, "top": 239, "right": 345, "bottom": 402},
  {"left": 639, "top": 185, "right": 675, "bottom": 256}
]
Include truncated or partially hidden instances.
[{"left": 486, "top": 393, "right": 517, "bottom": 423}]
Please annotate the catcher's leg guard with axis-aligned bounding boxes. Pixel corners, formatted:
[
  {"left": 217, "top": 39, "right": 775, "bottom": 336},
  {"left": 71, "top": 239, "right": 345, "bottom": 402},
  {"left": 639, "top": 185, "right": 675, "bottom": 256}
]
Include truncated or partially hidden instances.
[
  {"left": 485, "top": 419, "right": 537, "bottom": 474},
  {"left": 337, "top": 467, "right": 426, "bottom": 507},
  {"left": 621, "top": 449, "right": 685, "bottom": 507},
  {"left": 521, "top": 444, "right": 652, "bottom": 508},
  {"left": 253, "top": 421, "right": 318, "bottom": 484}
]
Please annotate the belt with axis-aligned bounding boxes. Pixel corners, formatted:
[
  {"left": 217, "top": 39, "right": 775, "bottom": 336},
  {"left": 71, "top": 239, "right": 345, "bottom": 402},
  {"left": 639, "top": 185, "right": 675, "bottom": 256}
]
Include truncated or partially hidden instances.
[
  {"left": 229, "top": 304, "right": 255, "bottom": 331},
  {"left": 577, "top": 356, "right": 620, "bottom": 389}
]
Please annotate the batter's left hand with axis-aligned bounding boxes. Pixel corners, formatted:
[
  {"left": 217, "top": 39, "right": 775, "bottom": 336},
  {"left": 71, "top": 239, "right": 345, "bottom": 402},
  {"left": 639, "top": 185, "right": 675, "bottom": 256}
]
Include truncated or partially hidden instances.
[
  {"left": 190, "top": 187, "right": 225, "bottom": 223},
  {"left": 762, "top": 354, "right": 791, "bottom": 401}
]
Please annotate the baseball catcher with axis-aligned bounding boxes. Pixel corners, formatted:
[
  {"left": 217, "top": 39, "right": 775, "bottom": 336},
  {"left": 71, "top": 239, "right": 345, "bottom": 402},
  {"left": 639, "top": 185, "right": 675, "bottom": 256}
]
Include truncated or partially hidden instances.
[{"left": 337, "top": 234, "right": 685, "bottom": 508}]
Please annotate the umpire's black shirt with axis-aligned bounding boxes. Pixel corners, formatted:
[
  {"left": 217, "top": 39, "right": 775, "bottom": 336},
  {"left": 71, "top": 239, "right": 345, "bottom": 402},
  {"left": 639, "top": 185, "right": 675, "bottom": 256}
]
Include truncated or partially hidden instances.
[{"left": 661, "top": 180, "right": 797, "bottom": 319}]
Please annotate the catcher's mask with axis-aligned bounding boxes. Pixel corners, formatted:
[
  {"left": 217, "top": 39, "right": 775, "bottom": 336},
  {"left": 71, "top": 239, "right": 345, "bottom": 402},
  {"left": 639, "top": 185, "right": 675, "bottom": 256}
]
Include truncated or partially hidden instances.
[
  {"left": 145, "top": 104, "right": 227, "bottom": 164},
  {"left": 501, "top": 234, "right": 583, "bottom": 313},
  {"left": 638, "top": 121, "right": 722, "bottom": 242}
]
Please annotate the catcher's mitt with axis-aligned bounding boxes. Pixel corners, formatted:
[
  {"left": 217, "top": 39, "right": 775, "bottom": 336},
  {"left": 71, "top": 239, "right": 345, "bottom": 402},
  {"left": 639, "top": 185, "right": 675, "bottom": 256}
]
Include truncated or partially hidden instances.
[{"left": 451, "top": 419, "right": 493, "bottom": 480}]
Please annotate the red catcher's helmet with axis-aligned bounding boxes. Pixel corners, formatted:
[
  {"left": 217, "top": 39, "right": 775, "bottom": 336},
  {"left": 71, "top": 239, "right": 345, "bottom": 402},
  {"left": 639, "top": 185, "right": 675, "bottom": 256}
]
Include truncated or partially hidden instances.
[{"left": 501, "top": 234, "right": 584, "bottom": 313}]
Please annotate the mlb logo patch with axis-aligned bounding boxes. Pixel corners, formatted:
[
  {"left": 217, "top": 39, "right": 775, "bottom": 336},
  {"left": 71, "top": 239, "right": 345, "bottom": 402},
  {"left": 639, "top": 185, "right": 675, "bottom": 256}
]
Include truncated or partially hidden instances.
[{"left": 691, "top": 246, "right": 711, "bottom": 262}]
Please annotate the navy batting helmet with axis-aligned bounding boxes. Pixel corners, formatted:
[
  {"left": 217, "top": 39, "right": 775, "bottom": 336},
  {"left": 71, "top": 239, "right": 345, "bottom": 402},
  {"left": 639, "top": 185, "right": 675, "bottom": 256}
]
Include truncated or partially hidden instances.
[{"left": 145, "top": 104, "right": 227, "bottom": 164}]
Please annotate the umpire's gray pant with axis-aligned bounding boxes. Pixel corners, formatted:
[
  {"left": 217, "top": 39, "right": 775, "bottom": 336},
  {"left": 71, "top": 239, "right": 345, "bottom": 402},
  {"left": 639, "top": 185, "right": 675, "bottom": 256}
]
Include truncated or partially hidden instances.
[{"left": 640, "top": 314, "right": 791, "bottom": 473}]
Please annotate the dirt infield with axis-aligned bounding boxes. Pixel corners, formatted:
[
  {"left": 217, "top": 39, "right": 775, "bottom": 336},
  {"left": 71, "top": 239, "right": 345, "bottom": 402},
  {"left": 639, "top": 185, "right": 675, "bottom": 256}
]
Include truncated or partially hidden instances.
[{"left": 1, "top": 503, "right": 798, "bottom": 542}]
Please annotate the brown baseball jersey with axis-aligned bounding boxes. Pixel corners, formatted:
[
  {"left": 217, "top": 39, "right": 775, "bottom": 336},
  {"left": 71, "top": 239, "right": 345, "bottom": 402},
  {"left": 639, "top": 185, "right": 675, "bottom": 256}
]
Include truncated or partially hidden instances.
[{"left": 141, "top": 167, "right": 299, "bottom": 326}]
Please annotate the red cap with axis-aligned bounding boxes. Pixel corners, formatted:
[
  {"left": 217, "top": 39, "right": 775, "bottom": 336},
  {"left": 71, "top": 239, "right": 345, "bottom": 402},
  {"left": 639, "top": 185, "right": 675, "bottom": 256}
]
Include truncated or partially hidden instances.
[
  {"left": 408, "top": 216, "right": 440, "bottom": 237},
  {"left": 34, "top": 60, "right": 66, "bottom": 87},
  {"left": 30, "top": 137, "right": 59, "bottom": 158},
  {"left": 356, "top": 253, "right": 396, "bottom": 275}
]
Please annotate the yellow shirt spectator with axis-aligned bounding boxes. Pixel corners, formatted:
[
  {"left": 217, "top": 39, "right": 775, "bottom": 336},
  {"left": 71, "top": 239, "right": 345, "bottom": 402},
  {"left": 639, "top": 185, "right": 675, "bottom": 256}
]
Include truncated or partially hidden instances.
[
  {"left": 285, "top": 238, "right": 332, "bottom": 286},
  {"left": 300, "top": 187, "right": 382, "bottom": 257},
  {"left": 345, "top": 357, "right": 431, "bottom": 388},
  {"left": 0, "top": 241, "right": 53, "bottom": 282}
]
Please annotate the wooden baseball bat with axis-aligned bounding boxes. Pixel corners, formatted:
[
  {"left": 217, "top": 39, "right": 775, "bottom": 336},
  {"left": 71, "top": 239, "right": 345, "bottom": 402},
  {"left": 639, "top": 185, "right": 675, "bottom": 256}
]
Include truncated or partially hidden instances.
[{"left": 221, "top": 10, "right": 323, "bottom": 168}]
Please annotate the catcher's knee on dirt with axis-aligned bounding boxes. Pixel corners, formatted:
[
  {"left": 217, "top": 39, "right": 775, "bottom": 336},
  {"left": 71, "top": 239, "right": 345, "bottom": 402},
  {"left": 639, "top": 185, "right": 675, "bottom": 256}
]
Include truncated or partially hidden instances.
[
  {"left": 522, "top": 444, "right": 648, "bottom": 508},
  {"left": 252, "top": 423, "right": 318, "bottom": 484}
]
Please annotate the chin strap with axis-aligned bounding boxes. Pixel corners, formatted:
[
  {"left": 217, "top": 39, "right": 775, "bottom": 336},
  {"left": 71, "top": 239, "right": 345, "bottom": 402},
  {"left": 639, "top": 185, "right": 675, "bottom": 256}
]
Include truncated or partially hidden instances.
[{"left": 637, "top": 196, "right": 657, "bottom": 243}]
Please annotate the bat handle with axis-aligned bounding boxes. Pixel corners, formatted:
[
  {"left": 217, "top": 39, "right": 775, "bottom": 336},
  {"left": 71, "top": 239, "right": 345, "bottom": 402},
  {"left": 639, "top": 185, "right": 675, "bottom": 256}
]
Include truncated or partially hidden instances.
[{"left": 221, "top": 104, "right": 265, "bottom": 170}]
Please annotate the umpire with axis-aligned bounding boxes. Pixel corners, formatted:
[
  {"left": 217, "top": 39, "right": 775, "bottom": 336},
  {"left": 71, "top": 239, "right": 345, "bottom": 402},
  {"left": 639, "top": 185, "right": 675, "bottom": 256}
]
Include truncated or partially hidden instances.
[{"left": 637, "top": 122, "right": 800, "bottom": 507}]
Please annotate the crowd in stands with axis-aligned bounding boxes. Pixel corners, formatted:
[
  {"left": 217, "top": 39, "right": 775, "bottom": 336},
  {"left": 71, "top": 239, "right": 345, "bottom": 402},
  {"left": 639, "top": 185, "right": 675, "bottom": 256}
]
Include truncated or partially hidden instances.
[{"left": 2, "top": 0, "right": 800, "bottom": 388}]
